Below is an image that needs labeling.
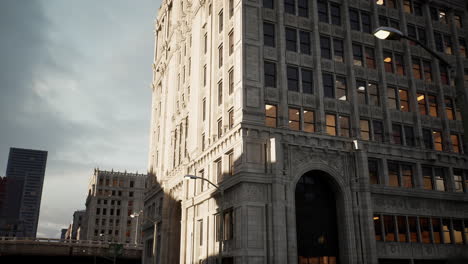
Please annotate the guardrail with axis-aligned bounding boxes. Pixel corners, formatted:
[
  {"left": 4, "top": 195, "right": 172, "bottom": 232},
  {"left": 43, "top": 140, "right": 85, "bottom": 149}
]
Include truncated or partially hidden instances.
[{"left": 0, "top": 237, "right": 142, "bottom": 249}]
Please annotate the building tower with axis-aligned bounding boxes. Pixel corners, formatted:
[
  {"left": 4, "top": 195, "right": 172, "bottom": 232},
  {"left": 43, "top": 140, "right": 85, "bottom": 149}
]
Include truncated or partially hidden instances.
[
  {"left": 144, "top": 0, "right": 468, "bottom": 263},
  {"left": 81, "top": 169, "right": 146, "bottom": 244},
  {"left": 1, "top": 147, "right": 47, "bottom": 238}
]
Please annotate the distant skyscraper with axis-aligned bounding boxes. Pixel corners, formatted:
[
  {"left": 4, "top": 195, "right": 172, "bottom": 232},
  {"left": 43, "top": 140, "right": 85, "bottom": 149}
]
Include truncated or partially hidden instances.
[{"left": 2, "top": 147, "right": 47, "bottom": 238}]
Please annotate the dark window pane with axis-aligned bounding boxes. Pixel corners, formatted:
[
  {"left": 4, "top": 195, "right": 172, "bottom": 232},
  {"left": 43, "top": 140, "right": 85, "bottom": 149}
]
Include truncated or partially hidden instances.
[
  {"left": 318, "top": 1, "right": 328, "bottom": 23},
  {"left": 301, "top": 69, "right": 313, "bottom": 94},
  {"left": 349, "top": 9, "right": 360, "bottom": 31},
  {"left": 286, "top": 27, "right": 297, "bottom": 52},
  {"left": 298, "top": 0, "right": 308, "bottom": 17},
  {"left": 287, "top": 66, "right": 299, "bottom": 91},
  {"left": 284, "top": 0, "right": 295, "bottom": 14},
  {"left": 323, "top": 73, "right": 334, "bottom": 98},
  {"left": 330, "top": 4, "right": 341, "bottom": 25},
  {"left": 264, "top": 61, "right": 276, "bottom": 87},
  {"left": 263, "top": 22, "right": 275, "bottom": 47},
  {"left": 263, "top": 0, "right": 274, "bottom": 9},
  {"left": 320, "top": 36, "right": 331, "bottom": 59},
  {"left": 299, "top": 31, "right": 310, "bottom": 54}
]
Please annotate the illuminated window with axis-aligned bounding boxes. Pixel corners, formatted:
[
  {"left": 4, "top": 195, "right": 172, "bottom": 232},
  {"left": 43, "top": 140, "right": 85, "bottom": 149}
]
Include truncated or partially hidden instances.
[
  {"left": 399, "top": 89, "right": 409, "bottom": 112},
  {"left": 453, "top": 169, "right": 465, "bottom": 193},
  {"left": 454, "top": 15, "right": 463, "bottom": 28},
  {"left": 395, "top": 54, "right": 405, "bottom": 76},
  {"left": 360, "top": 119, "right": 370, "bottom": 140},
  {"left": 388, "top": 161, "right": 413, "bottom": 188},
  {"left": 376, "top": 0, "right": 396, "bottom": 8},
  {"left": 420, "top": 217, "right": 431, "bottom": 243},
  {"left": 288, "top": 108, "right": 300, "bottom": 130},
  {"left": 428, "top": 95, "right": 438, "bottom": 117},
  {"left": 326, "top": 114, "right": 337, "bottom": 136},
  {"left": 412, "top": 58, "right": 422, "bottom": 79},
  {"left": 432, "top": 218, "right": 442, "bottom": 244},
  {"left": 453, "top": 219, "right": 464, "bottom": 244},
  {"left": 433, "top": 131, "right": 443, "bottom": 151},
  {"left": 451, "top": 134, "right": 460, "bottom": 153},
  {"left": 365, "top": 47, "right": 376, "bottom": 69},
  {"left": 408, "top": 216, "right": 418, "bottom": 242},
  {"left": 459, "top": 38, "right": 467, "bottom": 58},
  {"left": 387, "top": 86, "right": 397, "bottom": 109},
  {"left": 265, "top": 104, "right": 277, "bottom": 128},
  {"left": 383, "top": 51, "right": 394, "bottom": 73},
  {"left": 303, "top": 110, "right": 314, "bottom": 132},
  {"left": 397, "top": 216, "right": 407, "bottom": 242},
  {"left": 423, "top": 166, "right": 434, "bottom": 190},
  {"left": 339, "top": 115, "right": 350, "bottom": 137},
  {"left": 417, "top": 93, "right": 427, "bottom": 115},
  {"left": 442, "top": 219, "right": 451, "bottom": 244},
  {"left": 384, "top": 215, "right": 396, "bottom": 242},
  {"left": 434, "top": 168, "right": 446, "bottom": 191}
]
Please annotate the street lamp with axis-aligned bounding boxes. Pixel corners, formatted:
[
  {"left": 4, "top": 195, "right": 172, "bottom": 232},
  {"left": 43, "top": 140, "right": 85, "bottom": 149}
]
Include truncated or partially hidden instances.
[
  {"left": 184, "top": 174, "right": 224, "bottom": 264},
  {"left": 130, "top": 210, "right": 143, "bottom": 245},
  {"left": 373, "top": 26, "right": 468, "bottom": 151}
]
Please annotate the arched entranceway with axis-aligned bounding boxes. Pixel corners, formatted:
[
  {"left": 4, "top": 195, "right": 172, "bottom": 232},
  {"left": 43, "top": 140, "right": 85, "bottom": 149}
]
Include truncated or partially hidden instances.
[{"left": 295, "top": 170, "right": 339, "bottom": 264}]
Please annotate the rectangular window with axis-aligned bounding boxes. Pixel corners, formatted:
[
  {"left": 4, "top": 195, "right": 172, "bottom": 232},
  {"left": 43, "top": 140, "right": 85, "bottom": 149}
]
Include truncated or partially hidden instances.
[
  {"left": 397, "top": 216, "right": 407, "bottom": 242},
  {"left": 203, "top": 65, "right": 207, "bottom": 86},
  {"left": 264, "top": 61, "right": 276, "bottom": 87},
  {"left": 323, "top": 73, "right": 334, "bottom": 98},
  {"left": 333, "top": 38, "right": 344, "bottom": 62},
  {"left": 442, "top": 219, "right": 451, "bottom": 244},
  {"left": 287, "top": 66, "right": 299, "bottom": 91},
  {"left": 229, "top": 30, "right": 234, "bottom": 55},
  {"left": 434, "top": 168, "right": 445, "bottom": 191},
  {"left": 444, "top": 35, "right": 453, "bottom": 54},
  {"left": 373, "top": 120, "right": 383, "bottom": 142},
  {"left": 459, "top": 38, "right": 467, "bottom": 58},
  {"left": 265, "top": 104, "right": 277, "bottom": 128},
  {"left": 434, "top": 32, "right": 443, "bottom": 52},
  {"left": 216, "top": 159, "right": 223, "bottom": 183},
  {"left": 387, "top": 86, "right": 397, "bottom": 109},
  {"left": 445, "top": 98, "right": 455, "bottom": 120},
  {"left": 326, "top": 114, "right": 337, "bottom": 136},
  {"left": 218, "top": 44, "right": 223, "bottom": 68},
  {"left": 320, "top": 36, "right": 331, "bottom": 59},
  {"left": 392, "top": 124, "right": 402, "bottom": 145},
  {"left": 408, "top": 216, "right": 418, "bottom": 242},
  {"left": 349, "top": 9, "right": 360, "bottom": 31},
  {"left": 263, "top": 0, "right": 274, "bottom": 9},
  {"left": 374, "top": 214, "right": 382, "bottom": 240},
  {"left": 433, "top": 131, "right": 443, "bottom": 151},
  {"left": 404, "top": 126, "right": 415, "bottom": 146},
  {"left": 402, "top": 164, "right": 413, "bottom": 188},
  {"left": 263, "top": 22, "right": 275, "bottom": 47},
  {"left": 423, "top": 61, "right": 432, "bottom": 82},
  {"left": 298, "top": 0, "right": 308, "bottom": 17},
  {"left": 388, "top": 162, "right": 400, "bottom": 187},
  {"left": 336, "top": 76, "right": 347, "bottom": 101},
  {"left": 365, "top": 47, "right": 376, "bottom": 69},
  {"left": 352, "top": 44, "right": 363, "bottom": 66},
  {"left": 399, "top": 89, "right": 409, "bottom": 112},
  {"left": 299, "top": 31, "right": 310, "bottom": 54},
  {"left": 395, "top": 54, "right": 405, "bottom": 76},
  {"left": 202, "top": 98, "right": 206, "bottom": 121},
  {"left": 420, "top": 217, "right": 431, "bottom": 243},
  {"left": 356, "top": 80, "right": 366, "bottom": 105},
  {"left": 284, "top": 0, "right": 295, "bottom": 14},
  {"left": 403, "top": 0, "right": 412, "bottom": 13},
  {"left": 229, "top": 0, "right": 234, "bottom": 17},
  {"left": 204, "top": 33, "right": 208, "bottom": 54},
  {"left": 440, "top": 64, "right": 449, "bottom": 85},
  {"left": 228, "top": 151, "right": 234, "bottom": 176},
  {"left": 202, "top": 133, "right": 205, "bottom": 150},
  {"left": 228, "top": 68, "right": 234, "bottom": 94},
  {"left": 330, "top": 3, "right": 341, "bottom": 25},
  {"left": 285, "top": 27, "right": 297, "bottom": 52},
  {"left": 228, "top": 108, "right": 234, "bottom": 129},
  {"left": 417, "top": 93, "right": 427, "bottom": 115},
  {"left": 303, "top": 110, "right": 314, "bottom": 132},
  {"left": 383, "top": 51, "right": 394, "bottom": 73},
  {"left": 198, "top": 220, "right": 203, "bottom": 246},
  {"left": 453, "top": 219, "right": 464, "bottom": 244},
  {"left": 288, "top": 108, "right": 300, "bottom": 130},
  {"left": 217, "top": 118, "right": 223, "bottom": 136},
  {"left": 301, "top": 69, "right": 313, "bottom": 94},
  {"left": 361, "top": 12, "right": 371, "bottom": 33},
  {"left": 339, "top": 115, "right": 350, "bottom": 137},
  {"left": 453, "top": 169, "right": 465, "bottom": 193},
  {"left": 369, "top": 82, "right": 379, "bottom": 106},
  {"left": 428, "top": 95, "right": 438, "bottom": 117},
  {"left": 384, "top": 215, "right": 396, "bottom": 242},
  {"left": 432, "top": 218, "right": 442, "bottom": 244},
  {"left": 454, "top": 15, "right": 463, "bottom": 28},
  {"left": 368, "top": 159, "right": 379, "bottom": 184},
  {"left": 218, "top": 81, "right": 223, "bottom": 105},
  {"left": 451, "top": 134, "right": 460, "bottom": 153},
  {"left": 219, "top": 10, "right": 223, "bottom": 32},
  {"left": 318, "top": 0, "right": 328, "bottom": 23},
  {"left": 412, "top": 58, "right": 422, "bottom": 79},
  {"left": 360, "top": 119, "right": 370, "bottom": 140}
]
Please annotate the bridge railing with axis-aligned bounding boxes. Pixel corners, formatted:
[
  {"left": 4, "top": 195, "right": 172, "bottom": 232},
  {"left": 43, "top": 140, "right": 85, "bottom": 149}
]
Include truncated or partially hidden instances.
[{"left": 0, "top": 237, "right": 142, "bottom": 249}]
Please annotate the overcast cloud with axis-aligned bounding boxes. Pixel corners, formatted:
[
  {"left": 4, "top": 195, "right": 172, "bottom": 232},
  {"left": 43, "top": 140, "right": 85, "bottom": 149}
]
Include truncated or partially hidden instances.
[{"left": 0, "top": 0, "right": 159, "bottom": 238}]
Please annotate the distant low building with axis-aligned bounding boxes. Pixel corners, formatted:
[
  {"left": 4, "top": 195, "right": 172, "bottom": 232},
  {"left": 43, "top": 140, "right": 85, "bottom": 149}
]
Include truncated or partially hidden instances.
[{"left": 81, "top": 169, "right": 145, "bottom": 244}]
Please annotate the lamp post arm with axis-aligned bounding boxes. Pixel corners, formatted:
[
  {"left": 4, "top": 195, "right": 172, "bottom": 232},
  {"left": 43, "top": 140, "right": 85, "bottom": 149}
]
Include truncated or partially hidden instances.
[{"left": 401, "top": 35, "right": 452, "bottom": 68}]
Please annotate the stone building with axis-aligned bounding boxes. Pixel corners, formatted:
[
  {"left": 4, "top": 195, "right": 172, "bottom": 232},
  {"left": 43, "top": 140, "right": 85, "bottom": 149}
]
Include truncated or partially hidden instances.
[
  {"left": 81, "top": 169, "right": 146, "bottom": 244},
  {"left": 71, "top": 210, "right": 85, "bottom": 240},
  {"left": 143, "top": 0, "right": 468, "bottom": 263}
]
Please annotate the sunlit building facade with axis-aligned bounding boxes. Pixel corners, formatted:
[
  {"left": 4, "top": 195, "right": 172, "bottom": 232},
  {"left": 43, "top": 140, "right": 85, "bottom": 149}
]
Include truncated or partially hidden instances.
[
  {"left": 81, "top": 169, "right": 145, "bottom": 244},
  {"left": 144, "top": 0, "right": 468, "bottom": 263}
]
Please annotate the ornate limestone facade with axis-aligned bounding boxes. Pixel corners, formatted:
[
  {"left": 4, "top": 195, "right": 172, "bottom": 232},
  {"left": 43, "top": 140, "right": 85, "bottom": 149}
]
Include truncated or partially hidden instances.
[{"left": 143, "top": 0, "right": 468, "bottom": 263}]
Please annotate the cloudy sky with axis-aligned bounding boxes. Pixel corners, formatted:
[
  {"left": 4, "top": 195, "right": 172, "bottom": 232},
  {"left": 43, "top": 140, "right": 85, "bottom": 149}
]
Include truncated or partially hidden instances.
[{"left": 0, "top": 0, "right": 160, "bottom": 238}]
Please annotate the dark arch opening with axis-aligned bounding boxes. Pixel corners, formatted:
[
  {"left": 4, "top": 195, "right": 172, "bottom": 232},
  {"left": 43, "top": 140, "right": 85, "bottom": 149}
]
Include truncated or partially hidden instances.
[{"left": 295, "top": 170, "right": 339, "bottom": 264}]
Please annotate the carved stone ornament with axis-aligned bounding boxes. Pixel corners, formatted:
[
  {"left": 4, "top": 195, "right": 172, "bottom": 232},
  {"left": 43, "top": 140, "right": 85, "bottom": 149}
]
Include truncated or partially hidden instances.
[{"left": 291, "top": 146, "right": 344, "bottom": 176}]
